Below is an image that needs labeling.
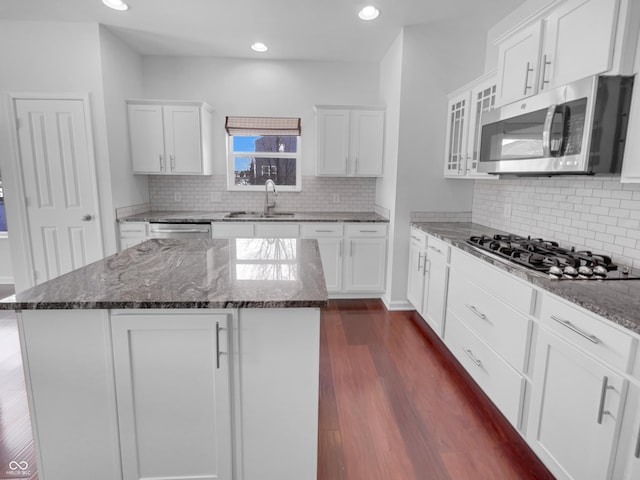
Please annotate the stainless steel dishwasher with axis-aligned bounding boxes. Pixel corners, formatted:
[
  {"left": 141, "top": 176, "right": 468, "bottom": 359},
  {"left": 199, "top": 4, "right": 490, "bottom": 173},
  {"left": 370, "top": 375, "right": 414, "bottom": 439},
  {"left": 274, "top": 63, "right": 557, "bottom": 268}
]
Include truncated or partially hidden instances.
[{"left": 148, "top": 223, "right": 211, "bottom": 239}]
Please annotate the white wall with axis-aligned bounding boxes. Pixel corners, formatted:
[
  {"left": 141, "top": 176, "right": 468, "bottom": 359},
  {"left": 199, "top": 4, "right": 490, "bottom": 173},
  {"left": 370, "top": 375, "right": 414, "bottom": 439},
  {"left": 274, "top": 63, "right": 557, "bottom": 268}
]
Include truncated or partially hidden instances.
[
  {"left": 99, "top": 26, "right": 149, "bottom": 210},
  {"left": 0, "top": 21, "right": 117, "bottom": 291},
  {"left": 140, "top": 56, "right": 381, "bottom": 176},
  {"left": 0, "top": 236, "right": 14, "bottom": 284}
]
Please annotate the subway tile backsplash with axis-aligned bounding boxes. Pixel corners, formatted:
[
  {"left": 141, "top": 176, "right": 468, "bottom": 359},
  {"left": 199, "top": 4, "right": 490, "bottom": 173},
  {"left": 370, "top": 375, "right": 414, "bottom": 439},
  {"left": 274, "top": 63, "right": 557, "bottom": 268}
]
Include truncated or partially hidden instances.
[
  {"left": 472, "top": 177, "right": 640, "bottom": 269},
  {"left": 149, "top": 175, "right": 377, "bottom": 213}
]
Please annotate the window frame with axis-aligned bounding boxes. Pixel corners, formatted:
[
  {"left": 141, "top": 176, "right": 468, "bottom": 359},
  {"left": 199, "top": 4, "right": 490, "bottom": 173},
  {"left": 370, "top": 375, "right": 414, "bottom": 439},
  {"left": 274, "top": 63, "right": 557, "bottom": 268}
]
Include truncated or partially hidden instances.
[{"left": 226, "top": 134, "right": 302, "bottom": 192}]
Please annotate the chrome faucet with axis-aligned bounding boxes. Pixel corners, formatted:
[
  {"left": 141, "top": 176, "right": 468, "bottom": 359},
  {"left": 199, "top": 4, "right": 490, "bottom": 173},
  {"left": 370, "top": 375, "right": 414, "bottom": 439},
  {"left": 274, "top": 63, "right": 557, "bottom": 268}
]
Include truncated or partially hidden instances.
[{"left": 264, "top": 179, "right": 277, "bottom": 215}]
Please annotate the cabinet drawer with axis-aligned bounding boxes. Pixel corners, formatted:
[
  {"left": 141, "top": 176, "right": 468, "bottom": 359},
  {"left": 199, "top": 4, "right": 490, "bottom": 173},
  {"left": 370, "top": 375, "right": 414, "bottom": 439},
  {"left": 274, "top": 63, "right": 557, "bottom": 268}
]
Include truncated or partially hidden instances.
[
  {"left": 119, "top": 222, "right": 147, "bottom": 236},
  {"left": 255, "top": 223, "right": 299, "bottom": 238},
  {"left": 540, "top": 293, "right": 636, "bottom": 372},
  {"left": 345, "top": 223, "right": 387, "bottom": 237},
  {"left": 448, "top": 271, "right": 531, "bottom": 372},
  {"left": 300, "top": 223, "right": 343, "bottom": 237},
  {"left": 445, "top": 312, "right": 525, "bottom": 428},
  {"left": 212, "top": 223, "right": 255, "bottom": 238},
  {"left": 409, "top": 227, "right": 428, "bottom": 249},
  {"left": 426, "top": 235, "right": 449, "bottom": 260},
  {"left": 451, "top": 248, "right": 534, "bottom": 313}
]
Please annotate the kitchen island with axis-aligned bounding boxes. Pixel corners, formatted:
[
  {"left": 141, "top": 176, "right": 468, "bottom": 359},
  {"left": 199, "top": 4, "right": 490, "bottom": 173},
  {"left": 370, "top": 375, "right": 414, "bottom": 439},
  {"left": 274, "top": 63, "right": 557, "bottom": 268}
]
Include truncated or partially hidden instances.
[{"left": 1, "top": 238, "right": 328, "bottom": 480}]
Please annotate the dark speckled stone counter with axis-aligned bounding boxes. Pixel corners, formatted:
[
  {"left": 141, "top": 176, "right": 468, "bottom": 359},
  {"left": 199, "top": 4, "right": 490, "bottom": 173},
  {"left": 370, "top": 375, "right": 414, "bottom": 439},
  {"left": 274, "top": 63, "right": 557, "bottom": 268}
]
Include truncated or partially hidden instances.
[
  {"left": 412, "top": 221, "right": 640, "bottom": 336},
  {"left": 119, "top": 210, "right": 389, "bottom": 223},
  {"left": 0, "top": 238, "right": 328, "bottom": 310}
]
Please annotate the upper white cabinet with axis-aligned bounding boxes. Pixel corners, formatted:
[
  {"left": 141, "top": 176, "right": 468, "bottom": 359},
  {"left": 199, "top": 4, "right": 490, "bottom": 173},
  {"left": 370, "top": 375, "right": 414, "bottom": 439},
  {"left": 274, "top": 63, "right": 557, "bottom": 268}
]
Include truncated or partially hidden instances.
[
  {"left": 127, "top": 100, "right": 213, "bottom": 175},
  {"left": 315, "top": 105, "right": 385, "bottom": 177},
  {"left": 444, "top": 71, "right": 496, "bottom": 178},
  {"left": 621, "top": 23, "right": 640, "bottom": 182},
  {"left": 495, "top": 0, "right": 626, "bottom": 106}
]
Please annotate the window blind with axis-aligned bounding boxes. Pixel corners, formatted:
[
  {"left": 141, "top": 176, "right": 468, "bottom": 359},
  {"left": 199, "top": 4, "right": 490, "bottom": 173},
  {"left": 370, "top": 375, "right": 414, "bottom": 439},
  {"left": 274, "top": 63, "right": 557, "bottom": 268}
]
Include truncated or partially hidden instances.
[{"left": 225, "top": 116, "right": 301, "bottom": 136}]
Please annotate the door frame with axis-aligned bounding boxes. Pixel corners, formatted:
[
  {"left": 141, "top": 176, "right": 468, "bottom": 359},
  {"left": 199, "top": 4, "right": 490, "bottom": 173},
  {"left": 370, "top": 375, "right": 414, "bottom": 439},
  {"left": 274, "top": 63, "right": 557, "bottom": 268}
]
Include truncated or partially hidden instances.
[{"left": 5, "top": 92, "right": 104, "bottom": 289}]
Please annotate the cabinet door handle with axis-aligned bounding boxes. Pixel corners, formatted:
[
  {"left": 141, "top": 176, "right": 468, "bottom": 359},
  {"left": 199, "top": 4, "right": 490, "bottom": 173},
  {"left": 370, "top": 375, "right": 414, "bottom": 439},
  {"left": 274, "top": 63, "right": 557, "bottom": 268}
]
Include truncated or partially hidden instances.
[
  {"left": 355, "top": 157, "right": 359, "bottom": 173},
  {"left": 466, "top": 304, "right": 487, "bottom": 321},
  {"left": 345, "top": 157, "right": 348, "bottom": 172},
  {"left": 597, "top": 376, "right": 614, "bottom": 424},
  {"left": 349, "top": 240, "right": 353, "bottom": 257},
  {"left": 464, "top": 348, "right": 482, "bottom": 367},
  {"left": 339, "top": 241, "right": 342, "bottom": 258},
  {"left": 523, "top": 61, "right": 534, "bottom": 95},
  {"left": 216, "top": 322, "right": 226, "bottom": 369},
  {"left": 635, "top": 423, "right": 640, "bottom": 458},
  {"left": 417, "top": 252, "right": 423, "bottom": 272},
  {"left": 170, "top": 154, "right": 176, "bottom": 172},
  {"left": 551, "top": 315, "right": 600, "bottom": 344},
  {"left": 540, "top": 54, "right": 551, "bottom": 91},
  {"left": 424, "top": 258, "right": 430, "bottom": 275},
  {"left": 159, "top": 154, "right": 164, "bottom": 172}
]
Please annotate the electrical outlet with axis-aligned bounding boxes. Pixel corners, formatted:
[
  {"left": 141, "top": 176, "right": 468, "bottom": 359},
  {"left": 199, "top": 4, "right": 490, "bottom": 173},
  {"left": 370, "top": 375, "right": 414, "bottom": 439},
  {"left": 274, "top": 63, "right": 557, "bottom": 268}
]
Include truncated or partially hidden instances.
[
  {"left": 210, "top": 192, "right": 222, "bottom": 203},
  {"left": 503, "top": 203, "right": 512, "bottom": 218},
  {"left": 332, "top": 194, "right": 340, "bottom": 204},
  {"left": 174, "top": 192, "right": 181, "bottom": 202}
]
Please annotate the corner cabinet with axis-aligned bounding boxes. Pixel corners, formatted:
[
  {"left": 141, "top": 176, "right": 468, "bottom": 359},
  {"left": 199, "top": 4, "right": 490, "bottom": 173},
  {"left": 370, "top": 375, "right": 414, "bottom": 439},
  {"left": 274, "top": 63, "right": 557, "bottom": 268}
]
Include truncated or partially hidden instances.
[
  {"left": 127, "top": 100, "right": 213, "bottom": 175},
  {"left": 495, "top": 0, "right": 635, "bottom": 106},
  {"left": 444, "top": 71, "right": 496, "bottom": 178},
  {"left": 315, "top": 105, "right": 385, "bottom": 177}
]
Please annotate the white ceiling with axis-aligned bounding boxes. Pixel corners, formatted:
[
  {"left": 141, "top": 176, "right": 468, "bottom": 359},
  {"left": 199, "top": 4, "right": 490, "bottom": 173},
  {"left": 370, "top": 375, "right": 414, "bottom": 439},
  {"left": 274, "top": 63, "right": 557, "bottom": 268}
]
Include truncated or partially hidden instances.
[{"left": 0, "top": 0, "right": 524, "bottom": 62}]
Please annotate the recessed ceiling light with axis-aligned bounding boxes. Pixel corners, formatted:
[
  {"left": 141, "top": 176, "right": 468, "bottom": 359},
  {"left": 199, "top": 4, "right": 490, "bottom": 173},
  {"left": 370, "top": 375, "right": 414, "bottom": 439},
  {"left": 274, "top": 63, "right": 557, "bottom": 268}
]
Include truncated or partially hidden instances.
[
  {"left": 251, "top": 42, "right": 268, "bottom": 53},
  {"left": 102, "top": 0, "right": 129, "bottom": 11},
  {"left": 358, "top": 5, "right": 380, "bottom": 21}
]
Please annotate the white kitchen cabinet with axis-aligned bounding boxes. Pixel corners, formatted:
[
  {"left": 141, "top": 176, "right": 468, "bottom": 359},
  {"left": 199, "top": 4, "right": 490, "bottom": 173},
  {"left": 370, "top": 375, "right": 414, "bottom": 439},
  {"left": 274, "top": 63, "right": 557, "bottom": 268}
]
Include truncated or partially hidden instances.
[
  {"left": 300, "top": 223, "right": 344, "bottom": 292},
  {"left": 127, "top": 100, "right": 213, "bottom": 175},
  {"left": 407, "top": 228, "right": 427, "bottom": 310},
  {"left": 527, "top": 326, "right": 628, "bottom": 480},
  {"left": 315, "top": 105, "right": 385, "bottom": 177},
  {"left": 118, "top": 221, "right": 148, "bottom": 251},
  {"left": 422, "top": 236, "right": 450, "bottom": 336},
  {"left": 444, "top": 71, "right": 496, "bottom": 178},
  {"left": 344, "top": 223, "right": 387, "bottom": 292},
  {"left": 621, "top": 21, "right": 640, "bottom": 182},
  {"left": 495, "top": 0, "right": 623, "bottom": 106},
  {"left": 111, "top": 311, "right": 233, "bottom": 480}
]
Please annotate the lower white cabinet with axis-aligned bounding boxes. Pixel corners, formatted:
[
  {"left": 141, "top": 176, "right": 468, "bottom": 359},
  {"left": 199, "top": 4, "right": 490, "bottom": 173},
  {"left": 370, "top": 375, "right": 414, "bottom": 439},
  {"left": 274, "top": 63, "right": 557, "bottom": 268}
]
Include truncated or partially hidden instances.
[
  {"left": 111, "top": 312, "right": 233, "bottom": 480},
  {"left": 300, "top": 223, "right": 344, "bottom": 292},
  {"left": 344, "top": 224, "right": 387, "bottom": 293},
  {"left": 527, "top": 327, "right": 628, "bottom": 480},
  {"left": 407, "top": 229, "right": 427, "bottom": 310},
  {"left": 118, "top": 222, "right": 148, "bottom": 251}
]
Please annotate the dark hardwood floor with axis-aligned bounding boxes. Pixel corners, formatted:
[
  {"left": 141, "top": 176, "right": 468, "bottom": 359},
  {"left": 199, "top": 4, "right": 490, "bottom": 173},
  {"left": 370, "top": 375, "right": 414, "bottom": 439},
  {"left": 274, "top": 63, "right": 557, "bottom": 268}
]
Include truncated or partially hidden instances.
[
  {"left": 318, "top": 299, "right": 554, "bottom": 480},
  {"left": 0, "top": 295, "right": 552, "bottom": 480}
]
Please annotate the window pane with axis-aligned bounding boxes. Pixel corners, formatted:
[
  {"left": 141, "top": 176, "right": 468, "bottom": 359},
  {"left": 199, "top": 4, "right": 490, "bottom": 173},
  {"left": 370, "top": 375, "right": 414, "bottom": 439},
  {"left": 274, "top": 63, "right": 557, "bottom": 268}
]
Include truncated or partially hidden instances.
[
  {"left": 232, "top": 135, "right": 297, "bottom": 153},
  {"left": 233, "top": 156, "right": 297, "bottom": 186}
]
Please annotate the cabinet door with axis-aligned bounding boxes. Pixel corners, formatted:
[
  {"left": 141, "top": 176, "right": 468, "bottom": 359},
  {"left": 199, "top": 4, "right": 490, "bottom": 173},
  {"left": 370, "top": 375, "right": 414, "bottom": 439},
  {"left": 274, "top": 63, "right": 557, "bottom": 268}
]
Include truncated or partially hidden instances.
[
  {"left": 422, "top": 246, "right": 448, "bottom": 337},
  {"left": 345, "top": 237, "right": 386, "bottom": 292},
  {"left": 528, "top": 328, "right": 627, "bottom": 480},
  {"left": 350, "top": 109, "right": 384, "bottom": 176},
  {"left": 541, "top": 0, "right": 618, "bottom": 92},
  {"left": 496, "top": 22, "right": 543, "bottom": 105},
  {"left": 466, "top": 77, "right": 496, "bottom": 177},
  {"left": 317, "top": 237, "right": 343, "bottom": 292},
  {"left": 316, "top": 109, "right": 350, "bottom": 175},
  {"left": 111, "top": 313, "right": 233, "bottom": 480},
  {"left": 128, "top": 104, "right": 165, "bottom": 174},
  {"left": 163, "top": 105, "right": 203, "bottom": 174},
  {"left": 407, "top": 242, "right": 426, "bottom": 311},
  {"left": 443, "top": 91, "right": 471, "bottom": 177}
]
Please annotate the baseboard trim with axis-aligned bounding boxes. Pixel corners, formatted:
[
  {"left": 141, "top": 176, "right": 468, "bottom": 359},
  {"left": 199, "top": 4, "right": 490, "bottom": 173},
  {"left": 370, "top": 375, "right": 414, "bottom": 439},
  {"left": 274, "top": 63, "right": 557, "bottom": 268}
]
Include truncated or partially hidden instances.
[
  {"left": 328, "top": 293, "right": 383, "bottom": 299},
  {"left": 0, "top": 276, "right": 14, "bottom": 284},
  {"left": 381, "top": 297, "right": 414, "bottom": 311}
]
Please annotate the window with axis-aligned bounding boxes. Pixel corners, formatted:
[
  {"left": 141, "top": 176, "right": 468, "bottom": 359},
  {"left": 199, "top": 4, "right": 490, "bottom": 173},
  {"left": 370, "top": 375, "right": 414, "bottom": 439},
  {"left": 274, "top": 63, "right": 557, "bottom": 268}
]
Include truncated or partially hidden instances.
[{"left": 226, "top": 116, "right": 302, "bottom": 191}]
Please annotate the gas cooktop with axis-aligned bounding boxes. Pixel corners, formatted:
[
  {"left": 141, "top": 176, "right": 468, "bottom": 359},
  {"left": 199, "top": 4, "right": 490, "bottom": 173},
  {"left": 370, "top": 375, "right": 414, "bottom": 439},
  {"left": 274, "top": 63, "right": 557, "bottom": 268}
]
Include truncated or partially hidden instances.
[{"left": 467, "top": 234, "right": 640, "bottom": 280}]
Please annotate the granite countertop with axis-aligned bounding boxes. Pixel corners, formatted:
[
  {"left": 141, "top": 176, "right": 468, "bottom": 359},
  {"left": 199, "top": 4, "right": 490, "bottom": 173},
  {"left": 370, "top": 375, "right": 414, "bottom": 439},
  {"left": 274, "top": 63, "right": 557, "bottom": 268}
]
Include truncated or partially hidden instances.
[
  {"left": 411, "top": 221, "right": 640, "bottom": 336},
  {"left": 119, "top": 210, "right": 389, "bottom": 223},
  {"left": 0, "top": 238, "right": 328, "bottom": 310}
]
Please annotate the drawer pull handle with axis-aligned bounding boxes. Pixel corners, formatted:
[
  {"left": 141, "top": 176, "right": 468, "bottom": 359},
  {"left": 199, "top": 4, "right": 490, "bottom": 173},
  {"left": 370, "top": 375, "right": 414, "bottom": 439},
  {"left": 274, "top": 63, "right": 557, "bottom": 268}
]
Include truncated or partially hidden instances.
[
  {"left": 411, "top": 235, "right": 421, "bottom": 242},
  {"left": 597, "top": 376, "right": 614, "bottom": 424},
  {"left": 464, "top": 348, "right": 482, "bottom": 367},
  {"left": 551, "top": 315, "right": 600, "bottom": 344},
  {"left": 359, "top": 230, "right": 379, "bottom": 233},
  {"left": 315, "top": 230, "right": 334, "bottom": 233},
  {"left": 466, "top": 304, "right": 487, "bottom": 321},
  {"left": 635, "top": 423, "right": 640, "bottom": 458},
  {"left": 428, "top": 245, "right": 443, "bottom": 254}
]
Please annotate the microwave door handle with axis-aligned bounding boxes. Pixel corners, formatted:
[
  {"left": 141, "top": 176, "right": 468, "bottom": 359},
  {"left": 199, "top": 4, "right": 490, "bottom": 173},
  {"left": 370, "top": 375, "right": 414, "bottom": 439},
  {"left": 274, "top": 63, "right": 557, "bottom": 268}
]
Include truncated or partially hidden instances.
[{"left": 542, "top": 104, "right": 563, "bottom": 157}]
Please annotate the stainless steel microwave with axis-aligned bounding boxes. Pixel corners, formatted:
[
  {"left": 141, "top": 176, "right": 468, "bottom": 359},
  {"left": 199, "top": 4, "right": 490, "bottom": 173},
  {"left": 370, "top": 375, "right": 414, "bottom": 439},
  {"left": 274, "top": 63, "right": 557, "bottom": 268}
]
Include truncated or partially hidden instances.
[{"left": 478, "top": 75, "right": 634, "bottom": 175}]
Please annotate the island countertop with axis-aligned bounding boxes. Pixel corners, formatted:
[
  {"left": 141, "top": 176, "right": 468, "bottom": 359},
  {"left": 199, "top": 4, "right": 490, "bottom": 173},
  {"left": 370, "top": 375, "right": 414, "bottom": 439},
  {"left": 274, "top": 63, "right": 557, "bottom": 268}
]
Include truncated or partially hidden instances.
[
  {"left": 0, "top": 238, "right": 328, "bottom": 310},
  {"left": 411, "top": 221, "right": 640, "bottom": 336}
]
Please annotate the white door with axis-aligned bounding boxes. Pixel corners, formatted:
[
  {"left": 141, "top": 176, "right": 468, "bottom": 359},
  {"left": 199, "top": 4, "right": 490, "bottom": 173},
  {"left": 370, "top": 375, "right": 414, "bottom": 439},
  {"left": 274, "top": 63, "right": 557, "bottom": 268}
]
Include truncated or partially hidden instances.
[
  {"left": 15, "top": 98, "right": 103, "bottom": 284},
  {"left": 350, "top": 109, "right": 384, "bottom": 176},
  {"left": 163, "top": 105, "right": 203, "bottom": 174},
  {"left": 527, "top": 328, "right": 627, "bottom": 480}
]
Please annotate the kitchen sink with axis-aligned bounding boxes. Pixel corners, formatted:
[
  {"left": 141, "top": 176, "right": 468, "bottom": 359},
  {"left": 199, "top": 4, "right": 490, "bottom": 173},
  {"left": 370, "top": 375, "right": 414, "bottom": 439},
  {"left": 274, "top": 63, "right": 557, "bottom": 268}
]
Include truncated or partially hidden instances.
[{"left": 225, "top": 211, "right": 296, "bottom": 219}]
